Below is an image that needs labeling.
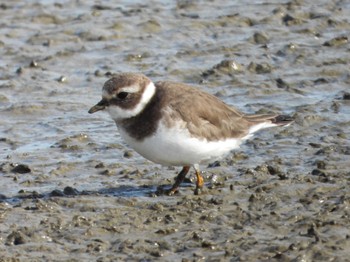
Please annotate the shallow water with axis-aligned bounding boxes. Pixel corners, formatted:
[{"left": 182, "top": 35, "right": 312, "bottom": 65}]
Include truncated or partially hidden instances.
[{"left": 1, "top": 0, "right": 350, "bottom": 261}]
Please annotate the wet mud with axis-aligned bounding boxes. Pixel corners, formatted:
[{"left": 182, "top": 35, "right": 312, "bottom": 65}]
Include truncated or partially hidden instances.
[{"left": 1, "top": 0, "right": 350, "bottom": 261}]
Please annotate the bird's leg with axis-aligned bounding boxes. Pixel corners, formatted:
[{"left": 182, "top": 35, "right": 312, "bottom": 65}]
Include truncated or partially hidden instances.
[
  {"left": 193, "top": 164, "right": 204, "bottom": 195},
  {"left": 167, "top": 165, "right": 190, "bottom": 195}
]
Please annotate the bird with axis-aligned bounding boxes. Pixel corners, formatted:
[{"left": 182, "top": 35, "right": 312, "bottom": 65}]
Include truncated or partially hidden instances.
[{"left": 89, "top": 73, "right": 293, "bottom": 195}]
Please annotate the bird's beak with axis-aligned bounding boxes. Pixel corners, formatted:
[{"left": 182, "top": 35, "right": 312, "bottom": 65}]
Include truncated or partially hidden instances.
[{"left": 88, "top": 99, "right": 109, "bottom": 114}]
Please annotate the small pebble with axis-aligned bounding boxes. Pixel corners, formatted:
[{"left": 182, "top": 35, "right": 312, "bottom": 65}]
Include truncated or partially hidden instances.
[
  {"left": 29, "top": 60, "right": 39, "bottom": 67},
  {"left": 323, "top": 36, "right": 348, "bottom": 47},
  {"left": 57, "top": 76, "right": 67, "bottom": 83},
  {"left": 123, "top": 150, "right": 133, "bottom": 158}
]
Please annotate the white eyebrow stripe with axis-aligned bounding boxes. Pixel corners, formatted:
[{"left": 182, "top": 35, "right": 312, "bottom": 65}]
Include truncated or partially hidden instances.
[
  {"left": 102, "top": 85, "right": 141, "bottom": 100},
  {"left": 119, "top": 85, "right": 140, "bottom": 93}
]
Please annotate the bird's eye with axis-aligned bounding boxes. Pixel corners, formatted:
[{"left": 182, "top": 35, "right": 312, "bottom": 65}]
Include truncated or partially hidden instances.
[{"left": 117, "top": 92, "right": 129, "bottom": 99}]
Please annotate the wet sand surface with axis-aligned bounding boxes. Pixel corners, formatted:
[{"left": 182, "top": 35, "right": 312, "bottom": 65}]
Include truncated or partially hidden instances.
[{"left": 1, "top": 0, "right": 350, "bottom": 261}]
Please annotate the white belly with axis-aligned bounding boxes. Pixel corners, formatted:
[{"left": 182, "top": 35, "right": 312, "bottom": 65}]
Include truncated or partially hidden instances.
[{"left": 118, "top": 121, "right": 245, "bottom": 166}]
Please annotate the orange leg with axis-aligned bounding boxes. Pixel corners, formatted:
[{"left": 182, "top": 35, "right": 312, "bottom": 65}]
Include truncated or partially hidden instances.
[{"left": 194, "top": 166, "right": 204, "bottom": 195}]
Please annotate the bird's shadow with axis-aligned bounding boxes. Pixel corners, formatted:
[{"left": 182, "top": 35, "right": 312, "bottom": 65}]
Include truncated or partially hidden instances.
[{"left": 0, "top": 183, "right": 195, "bottom": 204}]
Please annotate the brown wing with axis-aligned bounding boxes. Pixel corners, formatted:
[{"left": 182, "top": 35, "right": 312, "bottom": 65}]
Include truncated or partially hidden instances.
[{"left": 156, "top": 81, "right": 252, "bottom": 141}]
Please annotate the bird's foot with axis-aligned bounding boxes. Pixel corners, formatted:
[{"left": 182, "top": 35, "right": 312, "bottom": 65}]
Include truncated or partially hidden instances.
[
  {"left": 166, "top": 187, "right": 180, "bottom": 196},
  {"left": 194, "top": 186, "right": 202, "bottom": 195},
  {"left": 155, "top": 166, "right": 190, "bottom": 196},
  {"left": 154, "top": 185, "right": 180, "bottom": 196}
]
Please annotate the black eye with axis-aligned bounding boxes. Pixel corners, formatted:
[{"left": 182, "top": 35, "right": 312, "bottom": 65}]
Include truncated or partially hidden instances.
[{"left": 117, "top": 92, "right": 129, "bottom": 99}]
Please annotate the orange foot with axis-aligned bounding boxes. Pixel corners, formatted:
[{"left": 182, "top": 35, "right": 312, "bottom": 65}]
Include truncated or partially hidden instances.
[{"left": 194, "top": 168, "right": 204, "bottom": 195}]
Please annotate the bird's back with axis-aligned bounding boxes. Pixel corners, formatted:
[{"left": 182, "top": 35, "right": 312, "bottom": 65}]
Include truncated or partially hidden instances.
[{"left": 156, "top": 81, "right": 293, "bottom": 141}]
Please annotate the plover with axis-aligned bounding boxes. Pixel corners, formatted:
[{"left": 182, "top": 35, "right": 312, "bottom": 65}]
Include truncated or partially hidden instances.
[{"left": 89, "top": 73, "right": 293, "bottom": 195}]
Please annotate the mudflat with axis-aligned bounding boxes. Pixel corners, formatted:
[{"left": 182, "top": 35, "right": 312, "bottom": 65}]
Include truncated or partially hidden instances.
[{"left": 0, "top": 1, "right": 349, "bottom": 261}]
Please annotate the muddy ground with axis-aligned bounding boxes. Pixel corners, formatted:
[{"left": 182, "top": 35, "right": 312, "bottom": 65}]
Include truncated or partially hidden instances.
[{"left": 0, "top": 0, "right": 349, "bottom": 261}]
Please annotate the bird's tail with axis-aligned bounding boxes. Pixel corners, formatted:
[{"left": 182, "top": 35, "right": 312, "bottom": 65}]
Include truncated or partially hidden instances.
[
  {"left": 244, "top": 114, "right": 294, "bottom": 134},
  {"left": 270, "top": 114, "right": 294, "bottom": 126}
]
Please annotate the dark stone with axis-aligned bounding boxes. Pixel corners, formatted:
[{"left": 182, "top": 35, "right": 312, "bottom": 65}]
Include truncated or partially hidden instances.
[
  {"left": 6, "top": 231, "right": 26, "bottom": 246},
  {"left": 208, "top": 161, "right": 220, "bottom": 168},
  {"left": 11, "top": 164, "right": 31, "bottom": 174},
  {"left": 0, "top": 194, "right": 7, "bottom": 200},
  {"left": 343, "top": 92, "right": 350, "bottom": 100},
  {"left": 50, "top": 189, "right": 64, "bottom": 197},
  {"left": 311, "top": 169, "right": 326, "bottom": 177},
  {"left": 267, "top": 165, "right": 281, "bottom": 176},
  {"left": 123, "top": 150, "right": 133, "bottom": 158},
  {"left": 313, "top": 78, "right": 328, "bottom": 85},
  {"left": 95, "top": 162, "right": 105, "bottom": 168},
  {"left": 323, "top": 36, "right": 348, "bottom": 47},
  {"left": 276, "top": 78, "right": 290, "bottom": 89},
  {"left": 63, "top": 186, "right": 79, "bottom": 195},
  {"left": 29, "top": 60, "right": 39, "bottom": 67}
]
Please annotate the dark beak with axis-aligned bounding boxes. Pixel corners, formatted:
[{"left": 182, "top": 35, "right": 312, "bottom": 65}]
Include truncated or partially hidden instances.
[{"left": 88, "top": 99, "right": 109, "bottom": 114}]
